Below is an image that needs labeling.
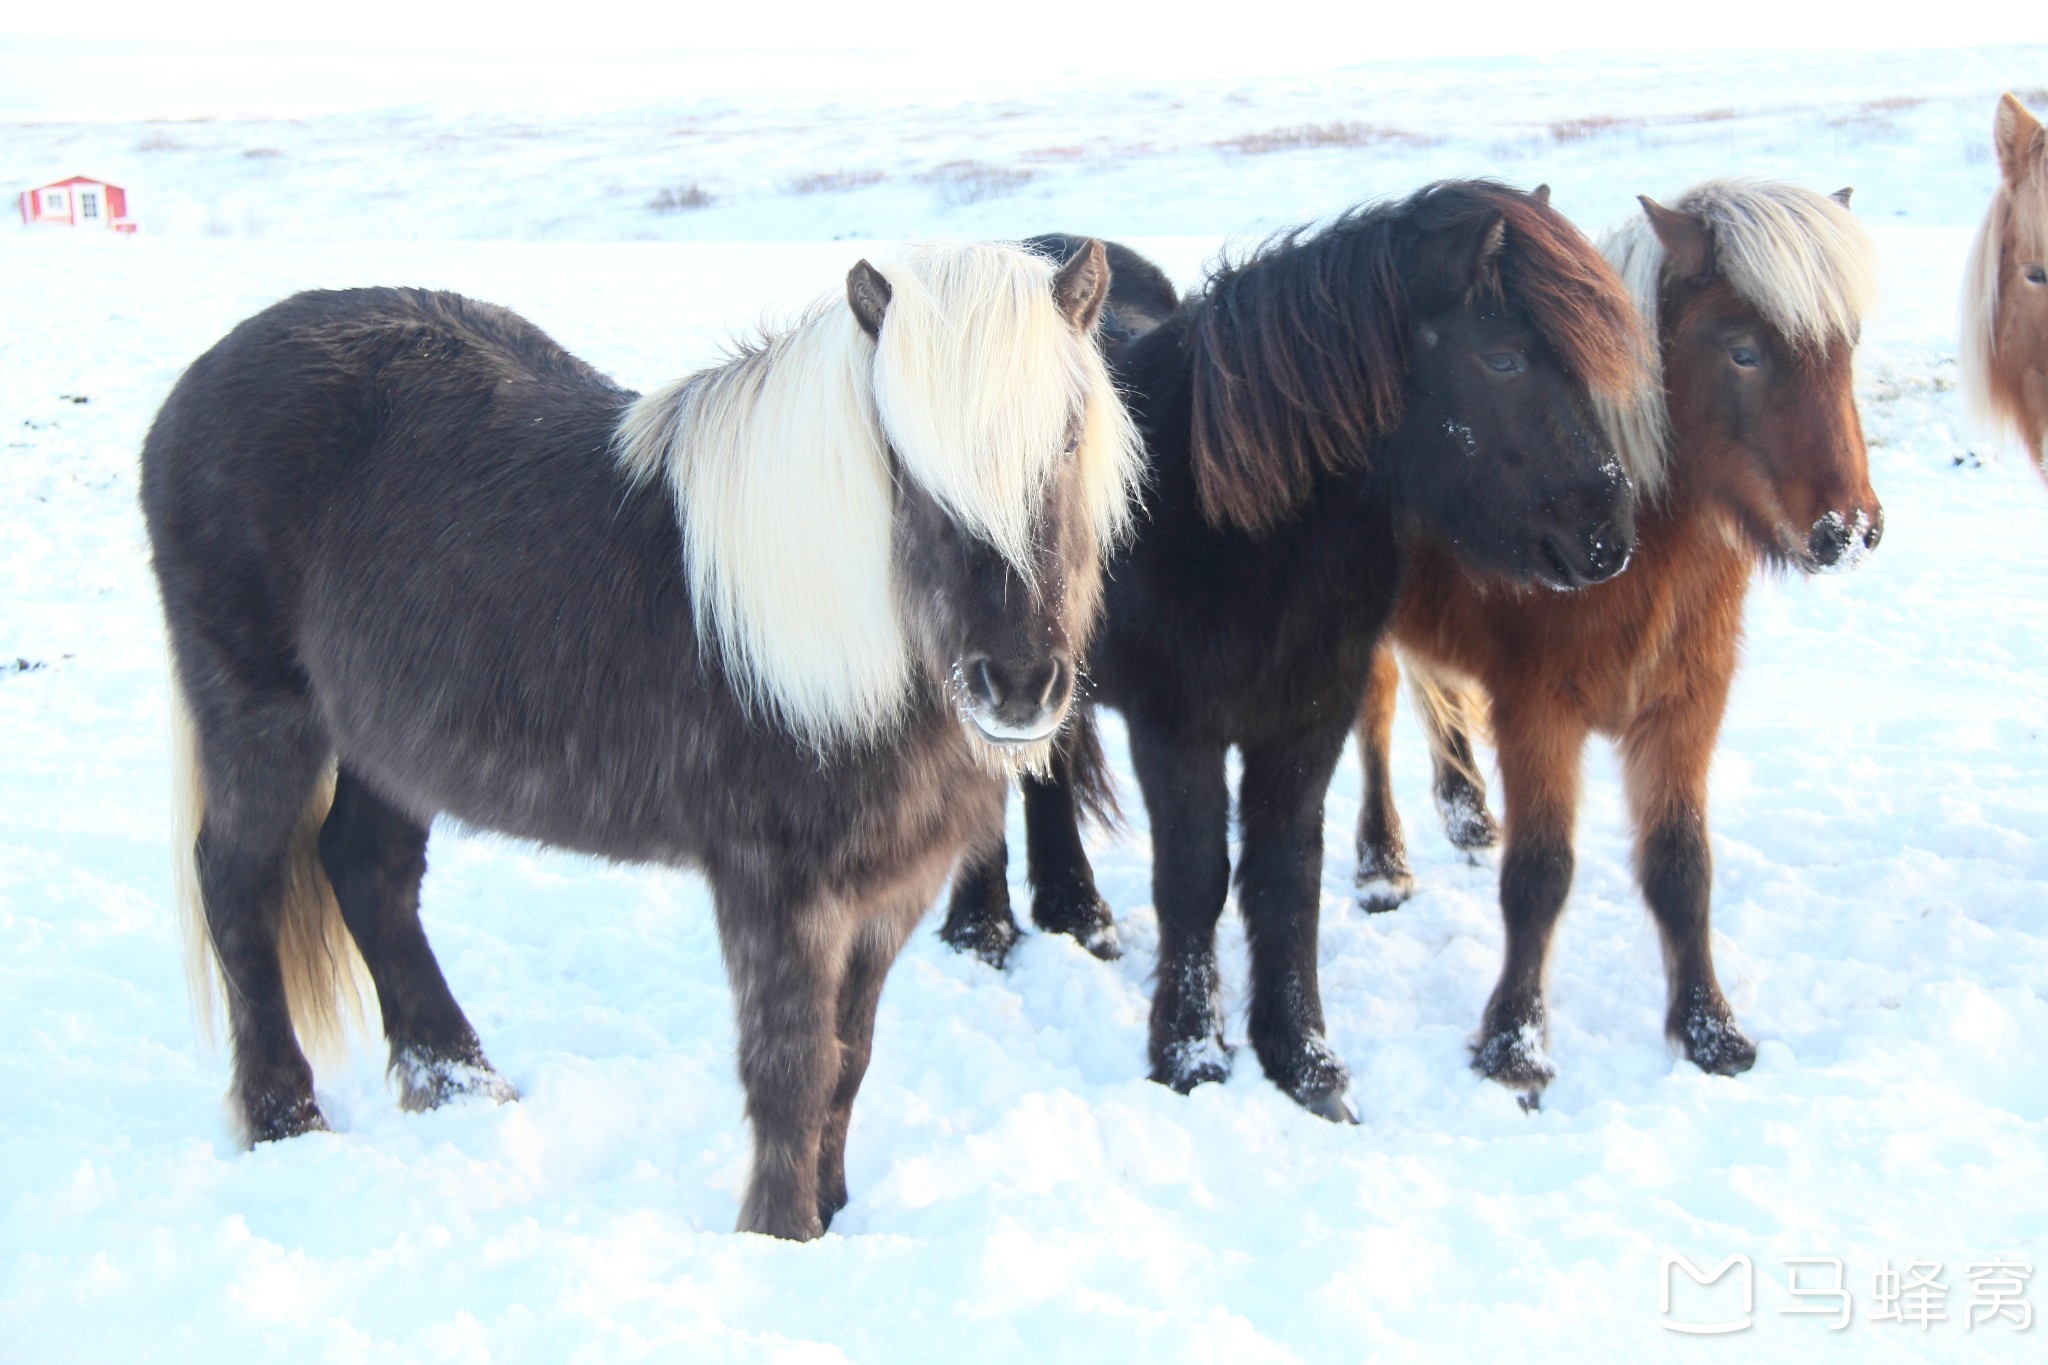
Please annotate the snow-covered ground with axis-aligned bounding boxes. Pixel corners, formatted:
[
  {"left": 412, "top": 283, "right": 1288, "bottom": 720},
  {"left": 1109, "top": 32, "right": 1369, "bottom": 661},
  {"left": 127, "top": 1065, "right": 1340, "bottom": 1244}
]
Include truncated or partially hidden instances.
[{"left": 2, "top": 43, "right": 2044, "bottom": 1362}]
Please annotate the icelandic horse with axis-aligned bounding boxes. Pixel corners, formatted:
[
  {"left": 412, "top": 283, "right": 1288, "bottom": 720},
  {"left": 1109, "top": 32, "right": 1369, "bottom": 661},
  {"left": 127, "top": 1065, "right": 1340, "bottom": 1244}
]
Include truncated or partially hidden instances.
[
  {"left": 142, "top": 243, "right": 1144, "bottom": 1239},
  {"left": 1352, "top": 180, "right": 1882, "bottom": 1100},
  {"left": 941, "top": 182, "right": 1646, "bottom": 1120}
]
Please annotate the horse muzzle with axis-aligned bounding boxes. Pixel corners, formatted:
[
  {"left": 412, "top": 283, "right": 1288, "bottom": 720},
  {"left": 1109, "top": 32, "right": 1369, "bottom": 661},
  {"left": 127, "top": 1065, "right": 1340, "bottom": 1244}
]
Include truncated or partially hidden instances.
[
  {"left": 1802, "top": 502, "right": 1883, "bottom": 573},
  {"left": 958, "top": 651, "right": 1075, "bottom": 745}
]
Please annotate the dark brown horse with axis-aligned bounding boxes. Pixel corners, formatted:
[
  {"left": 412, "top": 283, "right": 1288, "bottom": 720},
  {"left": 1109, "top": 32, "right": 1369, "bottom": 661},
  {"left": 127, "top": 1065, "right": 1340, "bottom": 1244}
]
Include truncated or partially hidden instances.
[
  {"left": 142, "top": 242, "right": 1145, "bottom": 1240},
  {"left": 1352, "top": 180, "right": 1882, "bottom": 1100},
  {"left": 1963, "top": 92, "right": 2048, "bottom": 473},
  {"left": 943, "top": 182, "right": 1647, "bottom": 1121}
]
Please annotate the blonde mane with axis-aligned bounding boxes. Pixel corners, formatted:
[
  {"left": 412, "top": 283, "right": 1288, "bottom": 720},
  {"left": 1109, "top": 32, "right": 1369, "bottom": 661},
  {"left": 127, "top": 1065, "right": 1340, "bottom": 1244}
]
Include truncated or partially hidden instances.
[
  {"left": 616, "top": 243, "right": 1142, "bottom": 750},
  {"left": 1598, "top": 178, "right": 1879, "bottom": 502}
]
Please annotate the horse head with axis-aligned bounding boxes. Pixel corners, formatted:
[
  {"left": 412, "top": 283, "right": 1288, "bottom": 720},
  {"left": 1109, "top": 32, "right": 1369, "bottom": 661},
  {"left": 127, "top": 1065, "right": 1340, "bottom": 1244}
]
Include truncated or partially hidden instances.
[
  {"left": 1629, "top": 181, "right": 1881, "bottom": 571},
  {"left": 1964, "top": 93, "right": 2048, "bottom": 470},
  {"left": 852, "top": 243, "right": 1143, "bottom": 768},
  {"left": 1386, "top": 182, "right": 1645, "bottom": 588}
]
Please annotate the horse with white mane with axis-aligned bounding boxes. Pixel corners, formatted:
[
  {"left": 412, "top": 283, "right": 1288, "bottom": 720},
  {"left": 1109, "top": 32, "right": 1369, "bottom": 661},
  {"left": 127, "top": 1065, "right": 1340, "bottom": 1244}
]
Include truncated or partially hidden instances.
[{"left": 142, "top": 241, "right": 1142, "bottom": 1240}]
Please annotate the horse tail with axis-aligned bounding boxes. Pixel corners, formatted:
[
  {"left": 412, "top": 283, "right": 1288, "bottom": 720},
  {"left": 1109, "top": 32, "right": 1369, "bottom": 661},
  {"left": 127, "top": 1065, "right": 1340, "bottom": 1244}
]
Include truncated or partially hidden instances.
[
  {"left": 1063, "top": 707, "right": 1124, "bottom": 832},
  {"left": 168, "top": 665, "right": 366, "bottom": 1066},
  {"left": 1404, "top": 654, "right": 1492, "bottom": 794}
]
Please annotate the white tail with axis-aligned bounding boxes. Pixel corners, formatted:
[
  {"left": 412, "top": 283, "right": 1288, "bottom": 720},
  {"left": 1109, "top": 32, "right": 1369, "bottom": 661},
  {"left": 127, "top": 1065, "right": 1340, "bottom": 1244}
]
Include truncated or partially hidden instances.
[{"left": 168, "top": 665, "right": 369, "bottom": 1068}]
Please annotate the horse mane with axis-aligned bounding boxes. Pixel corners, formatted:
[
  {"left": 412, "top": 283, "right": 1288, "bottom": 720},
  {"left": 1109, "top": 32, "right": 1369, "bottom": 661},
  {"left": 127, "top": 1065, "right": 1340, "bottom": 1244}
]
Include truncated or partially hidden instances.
[
  {"left": 1186, "top": 180, "right": 1644, "bottom": 533},
  {"left": 1602, "top": 178, "right": 1879, "bottom": 501},
  {"left": 1962, "top": 113, "right": 2048, "bottom": 442},
  {"left": 616, "top": 243, "right": 1142, "bottom": 750}
]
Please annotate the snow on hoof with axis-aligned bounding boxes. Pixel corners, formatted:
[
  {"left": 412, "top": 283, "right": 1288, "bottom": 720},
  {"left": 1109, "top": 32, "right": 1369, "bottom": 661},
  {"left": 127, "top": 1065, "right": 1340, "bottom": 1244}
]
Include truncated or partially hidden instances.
[
  {"left": 1080, "top": 917, "right": 1123, "bottom": 961},
  {"left": 1355, "top": 870, "right": 1415, "bottom": 914},
  {"left": 1676, "top": 1008, "right": 1758, "bottom": 1077},
  {"left": 1033, "top": 890, "right": 1122, "bottom": 962},
  {"left": 1297, "top": 1085, "right": 1361, "bottom": 1124},
  {"left": 1156, "top": 1035, "right": 1233, "bottom": 1093},
  {"left": 1471, "top": 1020, "right": 1555, "bottom": 1099},
  {"left": 244, "top": 1089, "right": 330, "bottom": 1145},
  {"left": 940, "top": 909, "right": 1019, "bottom": 971},
  {"left": 393, "top": 1045, "right": 520, "bottom": 1113},
  {"left": 1439, "top": 788, "right": 1500, "bottom": 853}
]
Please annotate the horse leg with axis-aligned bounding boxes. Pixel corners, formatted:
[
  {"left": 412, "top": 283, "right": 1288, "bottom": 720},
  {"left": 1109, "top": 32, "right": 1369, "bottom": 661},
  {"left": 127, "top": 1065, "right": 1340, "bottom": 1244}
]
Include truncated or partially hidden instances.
[
  {"left": 718, "top": 882, "right": 850, "bottom": 1241},
  {"left": 938, "top": 823, "right": 1018, "bottom": 969},
  {"left": 1410, "top": 662, "right": 1500, "bottom": 854},
  {"left": 815, "top": 896, "right": 926, "bottom": 1229},
  {"left": 1128, "top": 723, "right": 1232, "bottom": 1092},
  {"left": 1622, "top": 698, "right": 1756, "bottom": 1077},
  {"left": 1353, "top": 642, "right": 1415, "bottom": 912},
  {"left": 1239, "top": 721, "right": 1358, "bottom": 1122},
  {"left": 1023, "top": 740, "right": 1119, "bottom": 959},
  {"left": 319, "top": 766, "right": 514, "bottom": 1111},
  {"left": 1471, "top": 703, "right": 1586, "bottom": 1100},
  {"left": 189, "top": 689, "right": 334, "bottom": 1142}
]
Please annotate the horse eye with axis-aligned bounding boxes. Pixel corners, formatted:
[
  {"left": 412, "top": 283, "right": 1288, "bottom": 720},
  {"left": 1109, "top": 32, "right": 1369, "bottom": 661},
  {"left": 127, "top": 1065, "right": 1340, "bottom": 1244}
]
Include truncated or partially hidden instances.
[
  {"left": 1063, "top": 436, "right": 1079, "bottom": 456},
  {"left": 2026, "top": 264, "right": 2048, "bottom": 286},
  {"left": 1730, "top": 345, "right": 1762, "bottom": 369},
  {"left": 1484, "top": 352, "right": 1525, "bottom": 374}
]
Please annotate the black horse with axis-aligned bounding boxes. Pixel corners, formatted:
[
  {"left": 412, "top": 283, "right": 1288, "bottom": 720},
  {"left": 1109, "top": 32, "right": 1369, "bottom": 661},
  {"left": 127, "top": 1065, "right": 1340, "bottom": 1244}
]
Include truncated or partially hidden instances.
[
  {"left": 142, "top": 242, "right": 1145, "bottom": 1240},
  {"left": 941, "top": 183, "right": 1648, "bottom": 1120}
]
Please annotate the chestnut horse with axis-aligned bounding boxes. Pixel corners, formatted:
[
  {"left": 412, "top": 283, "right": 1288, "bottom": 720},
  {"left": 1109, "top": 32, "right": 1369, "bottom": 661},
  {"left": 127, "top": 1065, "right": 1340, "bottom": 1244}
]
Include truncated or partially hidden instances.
[
  {"left": 942, "top": 182, "right": 1646, "bottom": 1121},
  {"left": 142, "top": 243, "right": 1143, "bottom": 1240},
  {"left": 1962, "top": 92, "right": 2048, "bottom": 472},
  {"left": 1353, "top": 180, "right": 1881, "bottom": 1100}
]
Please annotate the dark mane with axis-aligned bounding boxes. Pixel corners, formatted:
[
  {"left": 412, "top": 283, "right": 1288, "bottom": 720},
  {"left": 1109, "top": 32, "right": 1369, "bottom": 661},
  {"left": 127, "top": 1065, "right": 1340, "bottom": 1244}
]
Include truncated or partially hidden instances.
[{"left": 1186, "top": 180, "right": 1645, "bottom": 533}]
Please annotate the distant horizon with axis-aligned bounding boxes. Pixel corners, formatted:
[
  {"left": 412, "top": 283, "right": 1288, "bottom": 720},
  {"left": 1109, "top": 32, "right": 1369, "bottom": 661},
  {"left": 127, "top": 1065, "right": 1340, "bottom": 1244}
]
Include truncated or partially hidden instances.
[{"left": 0, "top": 3, "right": 2029, "bottom": 69}]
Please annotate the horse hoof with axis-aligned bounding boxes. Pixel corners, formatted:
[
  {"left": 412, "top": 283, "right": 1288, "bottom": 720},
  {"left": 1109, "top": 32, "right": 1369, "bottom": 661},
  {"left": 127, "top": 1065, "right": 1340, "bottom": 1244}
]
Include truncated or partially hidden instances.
[
  {"left": 1033, "top": 890, "right": 1121, "bottom": 961},
  {"left": 939, "top": 910, "right": 1018, "bottom": 970},
  {"left": 393, "top": 1045, "right": 519, "bottom": 1113},
  {"left": 1154, "top": 1036, "right": 1233, "bottom": 1094},
  {"left": 1441, "top": 791, "right": 1500, "bottom": 852},
  {"left": 245, "top": 1090, "right": 329, "bottom": 1145},
  {"left": 1677, "top": 1011, "right": 1758, "bottom": 1077},
  {"left": 1298, "top": 1087, "right": 1361, "bottom": 1124},
  {"left": 1471, "top": 1023, "right": 1555, "bottom": 1098},
  {"left": 1080, "top": 919, "right": 1122, "bottom": 961},
  {"left": 1354, "top": 870, "right": 1415, "bottom": 914},
  {"left": 737, "top": 1207, "right": 826, "bottom": 1242}
]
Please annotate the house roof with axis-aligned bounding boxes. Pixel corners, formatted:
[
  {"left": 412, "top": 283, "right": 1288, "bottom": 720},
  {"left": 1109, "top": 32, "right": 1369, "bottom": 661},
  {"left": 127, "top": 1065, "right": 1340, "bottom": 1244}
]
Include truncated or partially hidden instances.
[{"left": 30, "top": 175, "right": 124, "bottom": 191}]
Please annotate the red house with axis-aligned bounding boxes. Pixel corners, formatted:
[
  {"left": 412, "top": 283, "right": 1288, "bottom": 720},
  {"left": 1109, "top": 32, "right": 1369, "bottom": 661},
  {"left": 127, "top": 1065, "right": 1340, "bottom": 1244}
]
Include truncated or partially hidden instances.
[{"left": 19, "top": 176, "right": 136, "bottom": 233}]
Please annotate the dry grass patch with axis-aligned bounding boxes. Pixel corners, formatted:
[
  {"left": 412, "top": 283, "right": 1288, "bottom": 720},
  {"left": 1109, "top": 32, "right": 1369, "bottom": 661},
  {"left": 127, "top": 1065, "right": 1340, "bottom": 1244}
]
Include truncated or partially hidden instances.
[
  {"left": 918, "top": 160, "right": 1034, "bottom": 206},
  {"left": 1550, "top": 115, "right": 1644, "bottom": 143},
  {"left": 1217, "top": 122, "right": 1441, "bottom": 154},
  {"left": 648, "top": 183, "right": 715, "bottom": 213},
  {"left": 789, "top": 169, "right": 887, "bottom": 195}
]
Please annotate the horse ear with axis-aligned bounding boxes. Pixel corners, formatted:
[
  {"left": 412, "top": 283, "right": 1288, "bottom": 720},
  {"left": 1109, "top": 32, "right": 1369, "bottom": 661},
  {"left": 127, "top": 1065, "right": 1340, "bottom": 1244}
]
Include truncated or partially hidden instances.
[
  {"left": 1639, "top": 195, "right": 1712, "bottom": 280},
  {"left": 1051, "top": 238, "right": 1110, "bottom": 335},
  {"left": 847, "top": 260, "right": 893, "bottom": 340},
  {"left": 1996, "top": 92, "right": 2046, "bottom": 188},
  {"left": 1831, "top": 187, "right": 1853, "bottom": 208},
  {"left": 1530, "top": 183, "right": 1552, "bottom": 207},
  {"left": 1458, "top": 214, "right": 1508, "bottom": 299}
]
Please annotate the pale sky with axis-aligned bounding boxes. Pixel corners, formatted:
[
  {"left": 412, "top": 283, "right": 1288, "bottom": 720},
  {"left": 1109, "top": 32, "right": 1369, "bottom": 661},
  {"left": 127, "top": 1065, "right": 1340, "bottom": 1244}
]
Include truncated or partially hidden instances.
[{"left": 0, "top": 0, "right": 2025, "bottom": 71}]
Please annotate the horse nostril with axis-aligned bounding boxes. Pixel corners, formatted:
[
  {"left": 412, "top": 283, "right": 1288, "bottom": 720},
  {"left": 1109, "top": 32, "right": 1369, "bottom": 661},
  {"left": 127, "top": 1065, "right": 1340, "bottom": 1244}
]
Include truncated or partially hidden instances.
[
  {"left": 964, "top": 654, "right": 1002, "bottom": 708},
  {"left": 1863, "top": 506, "right": 1884, "bottom": 550},
  {"left": 1039, "top": 654, "right": 1073, "bottom": 712},
  {"left": 1807, "top": 514, "right": 1851, "bottom": 566}
]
